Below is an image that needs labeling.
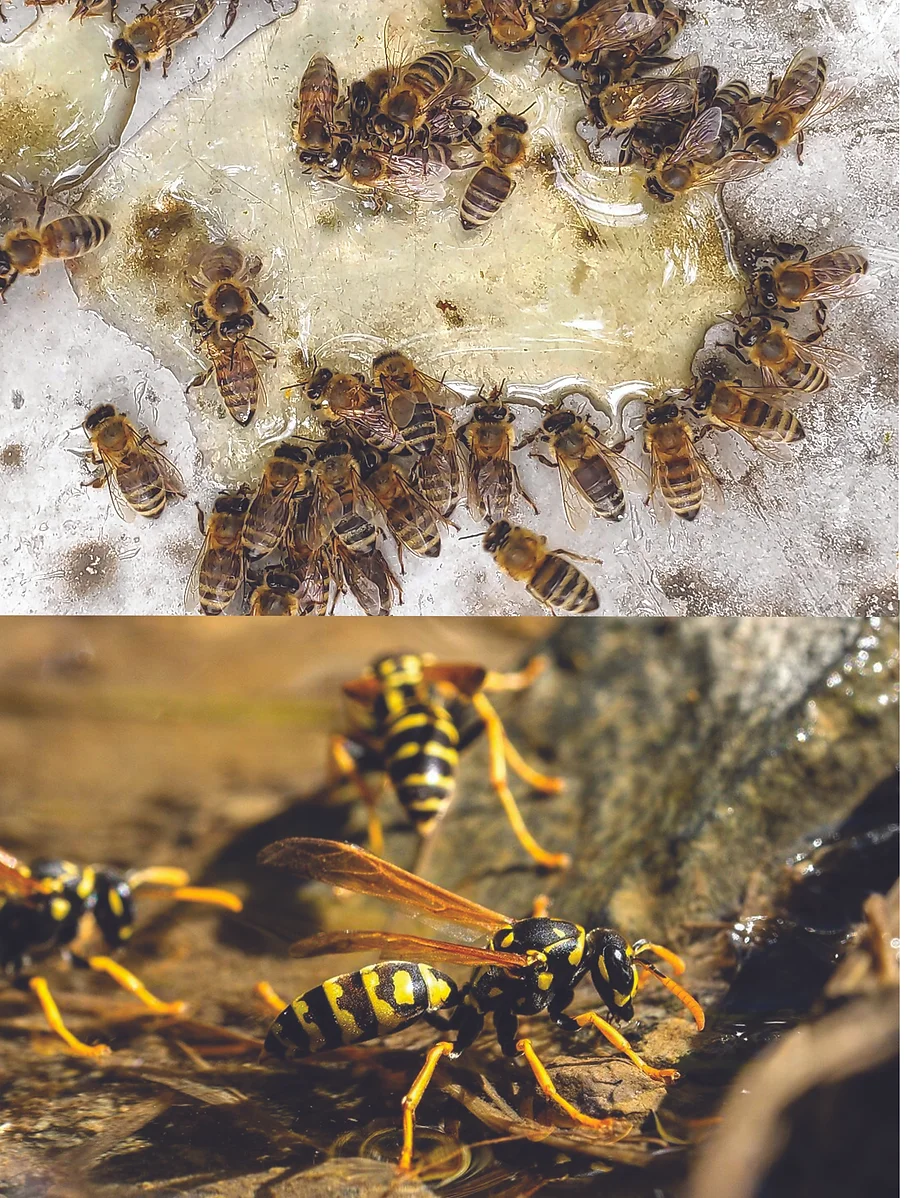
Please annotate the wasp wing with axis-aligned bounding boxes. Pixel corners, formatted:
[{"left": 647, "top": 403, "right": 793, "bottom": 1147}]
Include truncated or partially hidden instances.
[
  {"left": 0, "top": 849, "right": 50, "bottom": 899},
  {"left": 290, "top": 930, "right": 527, "bottom": 969},
  {"left": 258, "top": 838, "right": 513, "bottom": 932}
]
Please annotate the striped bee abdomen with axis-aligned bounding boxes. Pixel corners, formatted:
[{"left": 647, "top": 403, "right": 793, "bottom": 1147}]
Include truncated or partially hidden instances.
[
  {"left": 383, "top": 703, "right": 461, "bottom": 831},
  {"left": 117, "top": 453, "right": 168, "bottom": 518},
  {"left": 744, "top": 397, "right": 805, "bottom": 441},
  {"left": 660, "top": 454, "right": 702, "bottom": 520},
  {"left": 460, "top": 166, "right": 514, "bottom": 230},
  {"left": 574, "top": 457, "right": 625, "bottom": 520},
  {"left": 43, "top": 216, "right": 111, "bottom": 260},
  {"left": 262, "top": 962, "right": 459, "bottom": 1059},
  {"left": 530, "top": 556, "right": 599, "bottom": 614}
]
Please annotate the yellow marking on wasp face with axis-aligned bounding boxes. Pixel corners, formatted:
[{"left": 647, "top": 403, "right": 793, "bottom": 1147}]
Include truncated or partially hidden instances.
[
  {"left": 50, "top": 897, "right": 71, "bottom": 922},
  {"left": 488, "top": 986, "right": 502, "bottom": 997},
  {"left": 77, "top": 869, "right": 96, "bottom": 899},
  {"left": 392, "top": 969, "right": 416, "bottom": 1007},
  {"left": 107, "top": 888, "right": 124, "bottom": 918},
  {"left": 500, "top": 932, "right": 515, "bottom": 948},
  {"left": 407, "top": 798, "right": 447, "bottom": 812},
  {"left": 292, "top": 996, "right": 326, "bottom": 1051},
  {"left": 598, "top": 957, "right": 609, "bottom": 982},
  {"left": 613, "top": 989, "right": 631, "bottom": 1006},
  {"left": 361, "top": 967, "right": 399, "bottom": 1029},
  {"left": 419, "top": 964, "right": 452, "bottom": 1009},
  {"left": 401, "top": 773, "right": 457, "bottom": 790},
  {"left": 537, "top": 972, "right": 554, "bottom": 991},
  {"left": 324, "top": 979, "right": 361, "bottom": 1043},
  {"left": 629, "top": 967, "right": 639, "bottom": 1000}
]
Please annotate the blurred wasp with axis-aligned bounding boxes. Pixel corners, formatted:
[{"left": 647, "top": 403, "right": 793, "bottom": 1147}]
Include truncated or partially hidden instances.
[
  {"left": 457, "top": 390, "right": 537, "bottom": 523},
  {"left": 742, "top": 49, "right": 849, "bottom": 164},
  {"left": 0, "top": 204, "right": 110, "bottom": 301},
  {"left": 82, "top": 404, "right": 185, "bottom": 520},
  {"left": 248, "top": 568, "right": 304, "bottom": 616},
  {"left": 106, "top": 0, "right": 215, "bottom": 80},
  {"left": 258, "top": 838, "right": 703, "bottom": 1171},
  {"left": 644, "top": 105, "right": 765, "bottom": 203},
  {"left": 482, "top": 519, "right": 600, "bottom": 614},
  {"left": 414, "top": 409, "right": 462, "bottom": 518},
  {"left": 689, "top": 379, "right": 806, "bottom": 453},
  {"left": 305, "top": 366, "right": 407, "bottom": 455},
  {"left": 747, "top": 242, "right": 871, "bottom": 326},
  {"left": 365, "top": 459, "right": 457, "bottom": 563},
  {"left": 460, "top": 106, "right": 531, "bottom": 230},
  {"left": 517, "top": 401, "right": 645, "bottom": 525},
  {"left": 731, "top": 314, "right": 863, "bottom": 393},
  {"left": 186, "top": 489, "right": 249, "bottom": 615},
  {"left": 296, "top": 53, "right": 349, "bottom": 174},
  {"left": 242, "top": 442, "right": 311, "bottom": 561},
  {"left": 545, "top": 0, "right": 663, "bottom": 71},
  {"left": 372, "top": 350, "right": 459, "bottom": 458},
  {"left": 642, "top": 395, "right": 720, "bottom": 521},
  {"left": 324, "top": 653, "right": 566, "bottom": 866},
  {"left": 0, "top": 845, "right": 240, "bottom": 1057}
]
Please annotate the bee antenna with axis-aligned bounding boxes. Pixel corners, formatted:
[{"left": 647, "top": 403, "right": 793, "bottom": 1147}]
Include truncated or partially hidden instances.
[{"left": 458, "top": 531, "right": 488, "bottom": 541}]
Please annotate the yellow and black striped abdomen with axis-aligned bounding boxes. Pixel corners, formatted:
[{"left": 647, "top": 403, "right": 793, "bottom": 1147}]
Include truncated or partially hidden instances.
[
  {"left": 659, "top": 452, "right": 702, "bottom": 520},
  {"left": 383, "top": 703, "right": 460, "bottom": 831},
  {"left": 262, "top": 961, "right": 459, "bottom": 1059},
  {"left": 743, "top": 397, "right": 805, "bottom": 442},
  {"left": 529, "top": 555, "right": 599, "bottom": 614},
  {"left": 42, "top": 216, "right": 111, "bottom": 261},
  {"left": 116, "top": 450, "right": 168, "bottom": 518}
]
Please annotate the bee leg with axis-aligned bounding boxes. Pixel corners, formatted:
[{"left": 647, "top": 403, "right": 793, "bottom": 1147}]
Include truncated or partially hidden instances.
[
  {"left": 254, "top": 980, "right": 288, "bottom": 1014},
  {"left": 187, "top": 367, "right": 214, "bottom": 393},
  {"left": 162, "top": 48, "right": 172, "bottom": 78},
  {"left": 195, "top": 502, "right": 207, "bottom": 535},
  {"left": 515, "top": 1036, "right": 627, "bottom": 1129},
  {"left": 796, "top": 130, "right": 805, "bottom": 165},
  {"left": 470, "top": 691, "right": 569, "bottom": 870},
  {"left": 249, "top": 289, "right": 270, "bottom": 317},
  {"left": 574, "top": 1010, "right": 680, "bottom": 1082},
  {"left": 86, "top": 955, "right": 187, "bottom": 1016},
  {"left": 813, "top": 300, "right": 828, "bottom": 332},
  {"left": 531, "top": 453, "right": 559, "bottom": 468},
  {"left": 398, "top": 1040, "right": 455, "bottom": 1172},
  {"left": 28, "top": 976, "right": 111, "bottom": 1057},
  {"left": 223, "top": 0, "right": 239, "bottom": 36},
  {"left": 329, "top": 735, "right": 386, "bottom": 857},
  {"left": 513, "top": 466, "right": 540, "bottom": 515}
]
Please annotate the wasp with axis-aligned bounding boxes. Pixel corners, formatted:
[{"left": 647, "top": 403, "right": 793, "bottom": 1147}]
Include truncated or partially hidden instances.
[
  {"left": 731, "top": 314, "right": 862, "bottom": 393},
  {"left": 688, "top": 379, "right": 806, "bottom": 454},
  {"left": 326, "top": 653, "right": 566, "bottom": 869},
  {"left": 644, "top": 105, "right": 765, "bottom": 203},
  {"left": 242, "top": 442, "right": 311, "bottom": 561},
  {"left": 306, "top": 367, "right": 408, "bottom": 455},
  {"left": 82, "top": 404, "right": 185, "bottom": 521},
  {"left": 742, "top": 49, "right": 849, "bottom": 164},
  {"left": 746, "top": 242, "right": 871, "bottom": 327},
  {"left": 0, "top": 846, "right": 240, "bottom": 1057},
  {"left": 482, "top": 519, "right": 600, "bottom": 614},
  {"left": 517, "top": 401, "right": 646, "bottom": 526},
  {"left": 642, "top": 396, "right": 720, "bottom": 521},
  {"left": 186, "top": 489, "right": 250, "bottom": 615},
  {"left": 258, "top": 839, "right": 704, "bottom": 1172},
  {"left": 106, "top": 0, "right": 216, "bottom": 81},
  {"left": 457, "top": 391, "right": 537, "bottom": 523},
  {"left": 460, "top": 108, "right": 530, "bottom": 230},
  {"left": 0, "top": 205, "right": 110, "bottom": 301}
]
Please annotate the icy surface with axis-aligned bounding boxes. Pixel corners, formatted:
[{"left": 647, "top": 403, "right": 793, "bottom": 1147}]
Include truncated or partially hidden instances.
[{"left": 0, "top": 0, "right": 898, "bottom": 615}]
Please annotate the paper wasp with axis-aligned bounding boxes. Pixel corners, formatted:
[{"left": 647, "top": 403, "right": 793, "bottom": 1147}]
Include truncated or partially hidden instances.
[
  {"left": 328, "top": 653, "right": 568, "bottom": 872},
  {"left": 0, "top": 846, "right": 241, "bottom": 1056},
  {"left": 258, "top": 838, "right": 705, "bottom": 1172}
]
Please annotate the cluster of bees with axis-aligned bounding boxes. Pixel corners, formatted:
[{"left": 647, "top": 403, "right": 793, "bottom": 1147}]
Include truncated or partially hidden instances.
[{"left": 0, "top": 652, "right": 706, "bottom": 1172}]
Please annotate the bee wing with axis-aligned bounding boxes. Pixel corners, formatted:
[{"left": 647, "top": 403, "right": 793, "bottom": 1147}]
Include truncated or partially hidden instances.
[
  {"left": 626, "top": 80, "right": 698, "bottom": 121},
  {"left": 765, "top": 48, "right": 825, "bottom": 113},
  {"left": 411, "top": 369, "right": 462, "bottom": 411},
  {"left": 290, "top": 930, "right": 527, "bottom": 970},
  {"left": 798, "top": 248, "right": 874, "bottom": 303},
  {"left": 597, "top": 441, "right": 650, "bottom": 495},
  {"left": 385, "top": 388, "right": 418, "bottom": 429},
  {"left": 797, "top": 77, "right": 854, "bottom": 132},
  {"left": 213, "top": 343, "right": 259, "bottom": 427},
  {"left": 305, "top": 478, "right": 344, "bottom": 549},
  {"left": 666, "top": 53, "right": 702, "bottom": 82},
  {"left": 477, "top": 459, "right": 514, "bottom": 519},
  {"left": 645, "top": 452, "right": 675, "bottom": 525},
  {"left": 183, "top": 529, "right": 211, "bottom": 615},
  {"left": 554, "top": 453, "right": 592, "bottom": 533},
  {"left": 258, "top": 838, "right": 512, "bottom": 932},
  {"left": 91, "top": 448, "right": 138, "bottom": 524},
  {"left": 345, "top": 403, "right": 408, "bottom": 450},
  {"left": 386, "top": 155, "right": 451, "bottom": 202},
  {"left": 135, "top": 431, "right": 186, "bottom": 499},
  {"left": 666, "top": 106, "right": 724, "bottom": 165},
  {"left": 794, "top": 339, "right": 865, "bottom": 380},
  {"left": 693, "top": 442, "right": 726, "bottom": 514},
  {"left": 727, "top": 383, "right": 819, "bottom": 409},
  {"left": 691, "top": 153, "right": 768, "bottom": 189},
  {"left": 154, "top": 0, "right": 211, "bottom": 27},
  {"left": 595, "top": 10, "right": 661, "bottom": 52}
]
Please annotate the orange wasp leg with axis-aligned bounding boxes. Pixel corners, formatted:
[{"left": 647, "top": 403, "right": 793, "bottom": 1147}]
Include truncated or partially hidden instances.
[
  {"left": 28, "top": 976, "right": 111, "bottom": 1058},
  {"left": 516, "top": 1036, "right": 628, "bottom": 1130},
  {"left": 86, "top": 956, "right": 187, "bottom": 1016},
  {"left": 254, "top": 980, "right": 288, "bottom": 1014},
  {"left": 574, "top": 1010, "right": 680, "bottom": 1083},
  {"left": 399, "top": 1040, "right": 455, "bottom": 1172}
]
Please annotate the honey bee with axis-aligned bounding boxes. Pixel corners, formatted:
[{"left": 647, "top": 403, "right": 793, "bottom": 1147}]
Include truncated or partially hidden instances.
[
  {"left": 545, "top": 0, "right": 663, "bottom": 70},
  {"left": 306, "top": 438, "right": 384, "bottom": 558},
  {"left": 579, "top": 1, "right": 684, "bottom": 89},
  {"left": 530, "top": 0, "right": 581, "bottom": 24},
  {"left": 642, "top": 397, "right": 720, "bottom": 521},
  {"left": 441, "top": 0, "right": 486, "bottom": 32},
  {"left": 644, "top": 105, "right": 765, "bottom": 203},
  {"left": 187, "top": 327, "right": 275, "bottom": 427},
  {"left": 747, "top": 243, "right": 871, "bottom": 323},
  {"left": 517, "top": 402, "right": 646, "bottom": 526},
  {"left": 0, "top": 210, "right": 110, "bottom": 301},
  {"left": 106, "top": 0, "right": 216, "bottom": 80},
  {"left": 82, "top": 404, "right": 185, "bottom": 521},
  {"left": 482, "top": 1, "right": 538, "bottom": 52},
  {"left": 458, "top": 392, "right": 537, "bottom": 523},
  {"left": 343, "top": 144, "right": 452, "bottom": 205},
  {"left": 333, "top": 538, "right": 403, "bottom": 617},
  {"left": 296, "top": 53, "right": 348, "bottom": 173},
  {"left": 414, "top": 409, "right": 462, "bottom": 517},
  {"left": 689, "top": 379, "right": 806, "bottom": 452},
  {"left": 186, "top": 490, "right": 249, "bottom": 615},
  {"left": 306, "top": 367, "right": 407, "bottom": 454},
  {"left": 372, "top": 350, "right": 459, "bottom": 457},
  {"left": 587, "top": 54, "right": 700, "bottom": 146},
  {"left": 285, "top": 499, "right": 333, "bottom": 616},
  {"left": 481, "top": 519, "right": 600, "bottom": 614},
  {"left": 742, "top": 49, "right": 848, "bottom": 164},
  {"left": 460, "top": 109, "right": 530, "bottom": 230},
  {"left": 347, "top": 67, "right": 395, "bottom": 140},
  {"left": 732, "top": 315, "right": 863, "bottom": 393},
  {"left": 242, "top": 442, "right": 311, "bottom": 561},
  {"left": 365, "top": 459, "right": 456, "bottom": 563},
  {"left": 185, "top": 242, "right": 269, "bottom": 344},
  {"left": 372, "top": 46, "right": 459, "bottom": 148},
  {"left": 249, "top": 570, "right": 303, "bottom": 616}
]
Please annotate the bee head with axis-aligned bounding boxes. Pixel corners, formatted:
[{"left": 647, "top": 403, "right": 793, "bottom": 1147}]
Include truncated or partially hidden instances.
[
  {"left": 755, "top": 270, "right": 779, "bottom": 309},
  {"left": 306, "top": 367, "right": 334, "bottom": 400},
  {"left": 264, "top": 570, "right": 299, "bottom": 593},
  {"left": 219, "top": 313, "right": 254, "bottom": 341},
  {"left": 546, "top": 35, "right": 571, "bottom": 69},
  {"left": 374, "top": 114, "right": 407, "bottom": 146},
  {"left": 475, "top": 403, "right": 511, "bottom": 423},
  {"left": 690, "top": 380, "right": 715, "bottom": 414},
  {"left": 0, "top": 249, "right": 12, "bottom": 279},
  {"left": 314, "top": 437, "right": 349, "bottom": 462},
  {"left": 645, "top": 174, "right": 675, "bottom": 204},
  {"left": 587, "top": 929, "right": 638, "bottom": 1019},
  {"left": 542, "top": 408, "right": 576, "bottom": 434},
  {"left": 214, "top": 492, "right": 250, "bottom": 516},
  {"left": 737, "top": 317, "right": 771, "bottom": 347},
  {"left": 742, "top": 130, "right": 778, "bottom": 161},
  {"left": 109, "top": 39, "right": 139, "bottom": 72},
  {"left": 493, "top": 113, "right": 529, "bottom": 136},
  {"left": 83, "top": 404, "right": 116, "bottom": 432},
  {"left": 646, "top": 402, "right": 679, "bottom": 425},
  {"left": 482, "top": 519, "right": 512, "bottom": 554}
]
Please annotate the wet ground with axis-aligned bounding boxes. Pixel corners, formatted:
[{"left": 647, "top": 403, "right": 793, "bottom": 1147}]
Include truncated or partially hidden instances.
[{"left": 0, "top": 617, "right": 899, "bottom": 1196}]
